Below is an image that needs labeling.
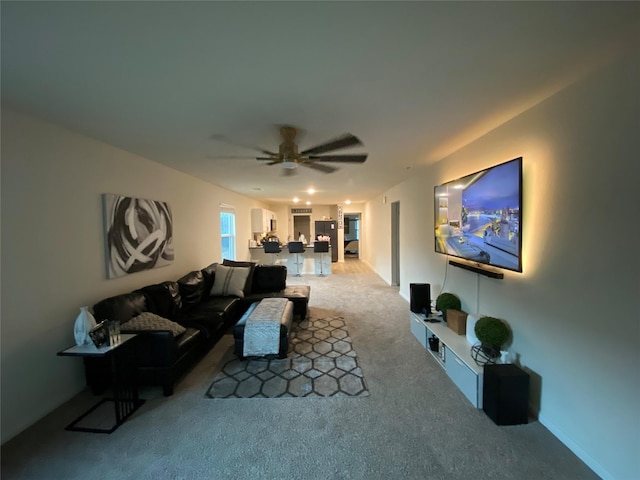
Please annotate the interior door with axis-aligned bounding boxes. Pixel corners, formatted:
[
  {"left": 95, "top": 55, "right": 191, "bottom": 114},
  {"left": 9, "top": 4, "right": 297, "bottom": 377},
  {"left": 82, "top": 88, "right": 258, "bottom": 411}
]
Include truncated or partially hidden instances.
[{"left": 391, "top": 201, "right": 400, "bottom": 286}]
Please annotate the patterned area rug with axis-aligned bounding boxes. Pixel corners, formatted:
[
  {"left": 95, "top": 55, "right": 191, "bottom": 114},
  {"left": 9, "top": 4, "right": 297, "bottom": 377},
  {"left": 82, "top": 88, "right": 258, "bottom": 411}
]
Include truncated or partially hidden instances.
[{"left": 206, "top": 316, "right": 369, "bottom": 398}]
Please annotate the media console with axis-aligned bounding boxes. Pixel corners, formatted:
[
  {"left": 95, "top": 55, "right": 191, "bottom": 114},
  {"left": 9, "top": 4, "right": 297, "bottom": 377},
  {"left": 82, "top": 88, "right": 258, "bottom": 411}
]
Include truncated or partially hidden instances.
[{"left": 410, "top": 311, "right": 483, "bottom": 408}]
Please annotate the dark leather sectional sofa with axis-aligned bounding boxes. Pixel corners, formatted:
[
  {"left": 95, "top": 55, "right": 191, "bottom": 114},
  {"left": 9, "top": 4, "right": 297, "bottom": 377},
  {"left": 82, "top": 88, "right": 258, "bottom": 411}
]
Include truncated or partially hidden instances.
[{"left": 84, "top": 263, "right": 310, "bottom": 396}]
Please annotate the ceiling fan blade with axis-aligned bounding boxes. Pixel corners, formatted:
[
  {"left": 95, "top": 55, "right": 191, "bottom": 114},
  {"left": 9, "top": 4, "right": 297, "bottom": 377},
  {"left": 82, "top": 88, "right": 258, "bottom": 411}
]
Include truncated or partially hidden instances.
[
  {"left": 307, "top": 154, "right": 368, "bottom": 163},
  {"left": 206, "top": 154, "right": 258, "bottom": 159},
  {"left": 210, "top": 134, "right": 278, "bottom": 156},
  {"left": 299, "top": 133, "right": 363, "bottom": 156},
  {"left": 257, "top": 156, "right": 279, "bottom": 161},
  {"left": 301, "top": 162, "right": 337, "bottom": 174},
  {"left": 264, "top": 160, "right": 280, "bottom": 166}
]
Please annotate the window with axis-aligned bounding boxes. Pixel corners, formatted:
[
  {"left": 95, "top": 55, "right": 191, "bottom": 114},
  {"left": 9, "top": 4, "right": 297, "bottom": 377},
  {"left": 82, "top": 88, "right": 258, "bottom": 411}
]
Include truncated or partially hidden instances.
[{"left": 220, "top": 205, "right": 236, "bottom": 261}]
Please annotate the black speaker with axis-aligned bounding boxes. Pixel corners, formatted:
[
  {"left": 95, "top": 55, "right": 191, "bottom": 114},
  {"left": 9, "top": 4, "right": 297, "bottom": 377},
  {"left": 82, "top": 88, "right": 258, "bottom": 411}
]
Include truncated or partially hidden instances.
[
  {"left": 483, "top": 364, "right": 530, "bottom": 425},
  {"left": 410, "top": 283, "right": 431, "bottom": 314}
]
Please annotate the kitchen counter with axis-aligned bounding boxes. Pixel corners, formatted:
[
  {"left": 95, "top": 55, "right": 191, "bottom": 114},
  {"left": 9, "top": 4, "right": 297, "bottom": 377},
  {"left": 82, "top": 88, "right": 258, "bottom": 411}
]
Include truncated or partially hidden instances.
[{"left": 249, "top": 245, "right": 332, "bottom": 275}]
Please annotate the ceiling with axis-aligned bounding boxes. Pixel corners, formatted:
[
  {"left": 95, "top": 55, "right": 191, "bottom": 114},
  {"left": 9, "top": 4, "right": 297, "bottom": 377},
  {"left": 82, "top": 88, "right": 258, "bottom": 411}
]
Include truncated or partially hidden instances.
[{"left": 2, "top": 2, "right": 639, "bottom": 205}]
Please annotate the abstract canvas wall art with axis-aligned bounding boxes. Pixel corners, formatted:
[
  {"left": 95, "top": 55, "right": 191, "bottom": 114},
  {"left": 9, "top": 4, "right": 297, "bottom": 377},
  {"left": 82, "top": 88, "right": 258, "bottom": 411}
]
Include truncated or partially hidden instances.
[{"left": 103, "top": 193, "right": 174, "bottom": 279}]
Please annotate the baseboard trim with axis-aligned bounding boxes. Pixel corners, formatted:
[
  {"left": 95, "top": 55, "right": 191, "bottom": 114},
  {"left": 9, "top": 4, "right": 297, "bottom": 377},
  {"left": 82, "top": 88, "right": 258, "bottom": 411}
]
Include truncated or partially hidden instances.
[{"left": 538, "top": 413, "right": 612, "bottom": 480}]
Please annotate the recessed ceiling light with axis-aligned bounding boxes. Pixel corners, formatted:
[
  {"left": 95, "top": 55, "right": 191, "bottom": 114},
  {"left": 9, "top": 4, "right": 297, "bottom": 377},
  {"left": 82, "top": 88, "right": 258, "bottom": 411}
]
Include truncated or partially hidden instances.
[
  {"left": 306, "top": 201, "right": 311, "bottom": 205},
  {"left": 293, "top": 197, "right": 299, "bottom": 203},
  {"left": 345, "top": 200, "right": 351, "bottom": 205},
  {"left": 307, "top": 188, "right": 315, "bottom": 194}
]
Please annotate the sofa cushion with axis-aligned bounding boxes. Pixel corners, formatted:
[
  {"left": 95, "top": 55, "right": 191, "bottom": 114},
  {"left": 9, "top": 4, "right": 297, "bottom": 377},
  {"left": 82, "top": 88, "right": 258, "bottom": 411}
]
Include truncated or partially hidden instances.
[
  {"left": 121, "top": 312, "right": 186, "bottom": 337},
  {"left": 179, "top": 296, "right": 240, "bottom": 339},
  {"left": 165, "top": 281, "right": 182, "bottom": 313},
  {"left": 201, "top": 263, "right": 218, "bottom": 296},
  {"left": 210, "top": 265, "right": 250, "bottom": 298},
  {"left": 251, "top": 265, "right": 287, "bottom": 293},
  {"left": 177, "top": 270, "right": 206, "bottom": 310},
  {"left": 137, "top": 281, "right": 181, "bottom": 321},
  {"left": 222, "top": 259, "right": 256, "bottom": 294},
  {"left": 93, "top": 292, "right": 147, "bottom": 324},
  {"left": 175, "top": 327, "right": 202, "bottom": 356}
]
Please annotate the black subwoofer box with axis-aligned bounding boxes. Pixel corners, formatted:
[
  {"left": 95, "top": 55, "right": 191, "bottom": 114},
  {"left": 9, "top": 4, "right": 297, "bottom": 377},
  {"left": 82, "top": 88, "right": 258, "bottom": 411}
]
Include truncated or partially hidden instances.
[
  {"left": 483, "top": 364, "right": 530, "bottom": 425},
  {"left": 410, "top": 283, "right": 431, "bottom": 314}
]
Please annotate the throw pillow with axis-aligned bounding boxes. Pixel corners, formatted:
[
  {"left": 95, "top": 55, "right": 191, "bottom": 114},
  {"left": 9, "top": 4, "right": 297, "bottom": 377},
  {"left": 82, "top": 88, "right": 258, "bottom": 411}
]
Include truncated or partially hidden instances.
[
  {"left": 121, "top": 312, "right": 186, "bottom": 337},
  {"left": 210, "top": 265, "right": 250, "bottom": 298},
  {"left": 222, "top": 259, "right": 256, "bottom": 294}
]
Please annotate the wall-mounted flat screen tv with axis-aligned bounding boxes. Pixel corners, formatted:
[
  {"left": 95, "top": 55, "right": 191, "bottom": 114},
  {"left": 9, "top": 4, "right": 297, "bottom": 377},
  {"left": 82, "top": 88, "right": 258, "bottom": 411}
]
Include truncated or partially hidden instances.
[{"left": 434, "top": 157, "right": 522, "bottom": 273}]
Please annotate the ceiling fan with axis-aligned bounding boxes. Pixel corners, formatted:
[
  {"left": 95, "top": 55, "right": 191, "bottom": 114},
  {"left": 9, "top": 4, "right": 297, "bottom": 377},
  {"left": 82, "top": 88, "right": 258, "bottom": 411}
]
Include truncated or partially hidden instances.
[{"left": 211, "top": 125, "right": 367, "bottom": 175}]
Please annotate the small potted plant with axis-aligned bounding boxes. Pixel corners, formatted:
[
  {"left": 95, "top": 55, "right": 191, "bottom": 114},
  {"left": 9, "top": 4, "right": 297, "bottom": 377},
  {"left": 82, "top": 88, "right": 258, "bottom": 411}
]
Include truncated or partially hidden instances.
[
  {"left": 435, "top": 292, "right": 461, "bottom": 321},
  {"left": 474, "top": 316, "right": 510, "bottom": 358}
]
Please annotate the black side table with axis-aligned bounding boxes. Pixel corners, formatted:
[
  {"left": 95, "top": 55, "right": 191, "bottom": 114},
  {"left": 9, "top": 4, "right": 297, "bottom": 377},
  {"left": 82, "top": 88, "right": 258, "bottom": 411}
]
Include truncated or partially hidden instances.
[
  {"left": 57, "top": 334, "right": 144, "bottom": 433},
  {"left": 483, "top": 363, "right": 529, "bottom": 425}
]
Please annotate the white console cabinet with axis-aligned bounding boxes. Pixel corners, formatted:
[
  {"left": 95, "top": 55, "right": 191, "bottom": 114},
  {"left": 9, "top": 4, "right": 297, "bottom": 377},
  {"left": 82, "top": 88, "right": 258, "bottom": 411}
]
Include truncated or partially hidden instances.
[{"left": 410, "top": 311, "right": 483, "bottom": 408}]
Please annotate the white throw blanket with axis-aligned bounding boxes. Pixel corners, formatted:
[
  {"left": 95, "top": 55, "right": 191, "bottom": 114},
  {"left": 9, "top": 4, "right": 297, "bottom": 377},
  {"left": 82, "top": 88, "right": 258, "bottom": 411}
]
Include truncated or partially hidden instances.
[{"left": 243, "top": 298, "right": 289, "bottom": 357}]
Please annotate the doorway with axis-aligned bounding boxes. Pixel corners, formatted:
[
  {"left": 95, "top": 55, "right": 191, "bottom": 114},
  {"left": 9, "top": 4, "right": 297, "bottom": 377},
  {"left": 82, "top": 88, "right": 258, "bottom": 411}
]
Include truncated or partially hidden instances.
[
  {"left": 344, "top": 213, "right": 360, "bottom": 259},
  {"left": 293, "top": 215, "right": 311, "bottom": 244},
  {"left": 391, "top": 201, "right": 400, "bottom": 286}
]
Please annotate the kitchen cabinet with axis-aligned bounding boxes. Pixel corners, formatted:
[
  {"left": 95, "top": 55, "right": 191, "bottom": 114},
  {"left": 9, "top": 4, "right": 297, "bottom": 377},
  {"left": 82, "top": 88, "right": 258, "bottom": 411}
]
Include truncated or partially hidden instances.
[{"left": 251, "top": 209, "right": 277, "bottom": 233}]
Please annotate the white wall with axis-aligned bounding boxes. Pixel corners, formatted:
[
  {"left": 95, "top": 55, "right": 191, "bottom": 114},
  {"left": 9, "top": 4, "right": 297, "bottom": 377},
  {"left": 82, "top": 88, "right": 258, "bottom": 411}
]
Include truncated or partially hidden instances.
[
  {"left": 3, "top": 50, "right": 637, "bottom": 480},
  {"left": 362, "top": 195, "right": 392, "bottom": 281},
  {"left": 0, "top": 109, "right": 266, "bottom": 443},
  {"left": 361, "top": 52, "right": 639, "bottom": 479}
]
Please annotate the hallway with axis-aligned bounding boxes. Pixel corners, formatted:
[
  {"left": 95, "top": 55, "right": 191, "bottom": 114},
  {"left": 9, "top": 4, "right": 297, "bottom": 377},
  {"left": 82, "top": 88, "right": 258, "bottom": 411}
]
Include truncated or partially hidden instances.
[{"left": 328, "top": 256, "right": 371, "bottom": 275}]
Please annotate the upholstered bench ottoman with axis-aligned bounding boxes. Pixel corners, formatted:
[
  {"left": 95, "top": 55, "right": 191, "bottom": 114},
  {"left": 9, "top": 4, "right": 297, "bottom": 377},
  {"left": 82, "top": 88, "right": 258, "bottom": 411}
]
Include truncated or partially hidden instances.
[
  {"left": 233, "top": 298, "right": 294, "bottom": 360},
  {"left": 242, "top": 284, "right": 311, "bottom": 320},
  {"left": 283, "top": 285, "right": 311, "bottom": 320}
]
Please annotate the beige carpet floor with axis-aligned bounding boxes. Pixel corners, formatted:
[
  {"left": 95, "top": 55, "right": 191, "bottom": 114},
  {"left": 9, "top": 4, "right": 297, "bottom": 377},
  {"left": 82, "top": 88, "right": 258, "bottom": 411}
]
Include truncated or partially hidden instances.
[{"left": 1, "top": 258, "right": 598, "bottom": 480}]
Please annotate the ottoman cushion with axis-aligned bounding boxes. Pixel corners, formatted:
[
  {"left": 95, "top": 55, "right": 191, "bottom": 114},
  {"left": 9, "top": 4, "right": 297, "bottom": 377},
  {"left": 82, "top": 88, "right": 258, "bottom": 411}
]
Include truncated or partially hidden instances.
[{"left": 233, "top": 300, "right": 294, "bottom": 359}]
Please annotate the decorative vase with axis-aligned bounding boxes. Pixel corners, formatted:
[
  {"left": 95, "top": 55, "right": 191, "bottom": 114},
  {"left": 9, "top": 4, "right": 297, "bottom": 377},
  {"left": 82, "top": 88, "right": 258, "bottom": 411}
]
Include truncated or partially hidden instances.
[{"left": 74, "top": 306, "right": 97, "bottom": 346}]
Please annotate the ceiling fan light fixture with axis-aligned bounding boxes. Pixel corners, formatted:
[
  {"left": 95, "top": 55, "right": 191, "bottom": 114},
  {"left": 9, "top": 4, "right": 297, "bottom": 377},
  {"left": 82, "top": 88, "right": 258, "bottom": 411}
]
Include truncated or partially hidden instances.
[
  {"left": 237, "top": 125, "right": 367, "bottom": 175},
  {"left": 281, "top": 161, "right": 298, "bottom": 169}
]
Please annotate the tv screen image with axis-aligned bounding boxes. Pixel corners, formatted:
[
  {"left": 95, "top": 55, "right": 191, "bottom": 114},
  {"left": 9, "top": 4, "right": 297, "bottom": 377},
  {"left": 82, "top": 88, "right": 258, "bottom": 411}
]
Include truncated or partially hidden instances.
[{"left": 434, "top": 157, "right": 522, "bottom": 272}]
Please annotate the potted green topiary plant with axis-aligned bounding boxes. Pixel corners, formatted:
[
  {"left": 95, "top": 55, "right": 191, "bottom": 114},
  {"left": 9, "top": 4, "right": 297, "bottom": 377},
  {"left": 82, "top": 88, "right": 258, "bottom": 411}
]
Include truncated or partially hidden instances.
[
  {"left": 474, "top": 316, "right": 510, "bottom": 358},
  {"left": 435, "top": 292, "right": 461, "bottom": 321}
]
